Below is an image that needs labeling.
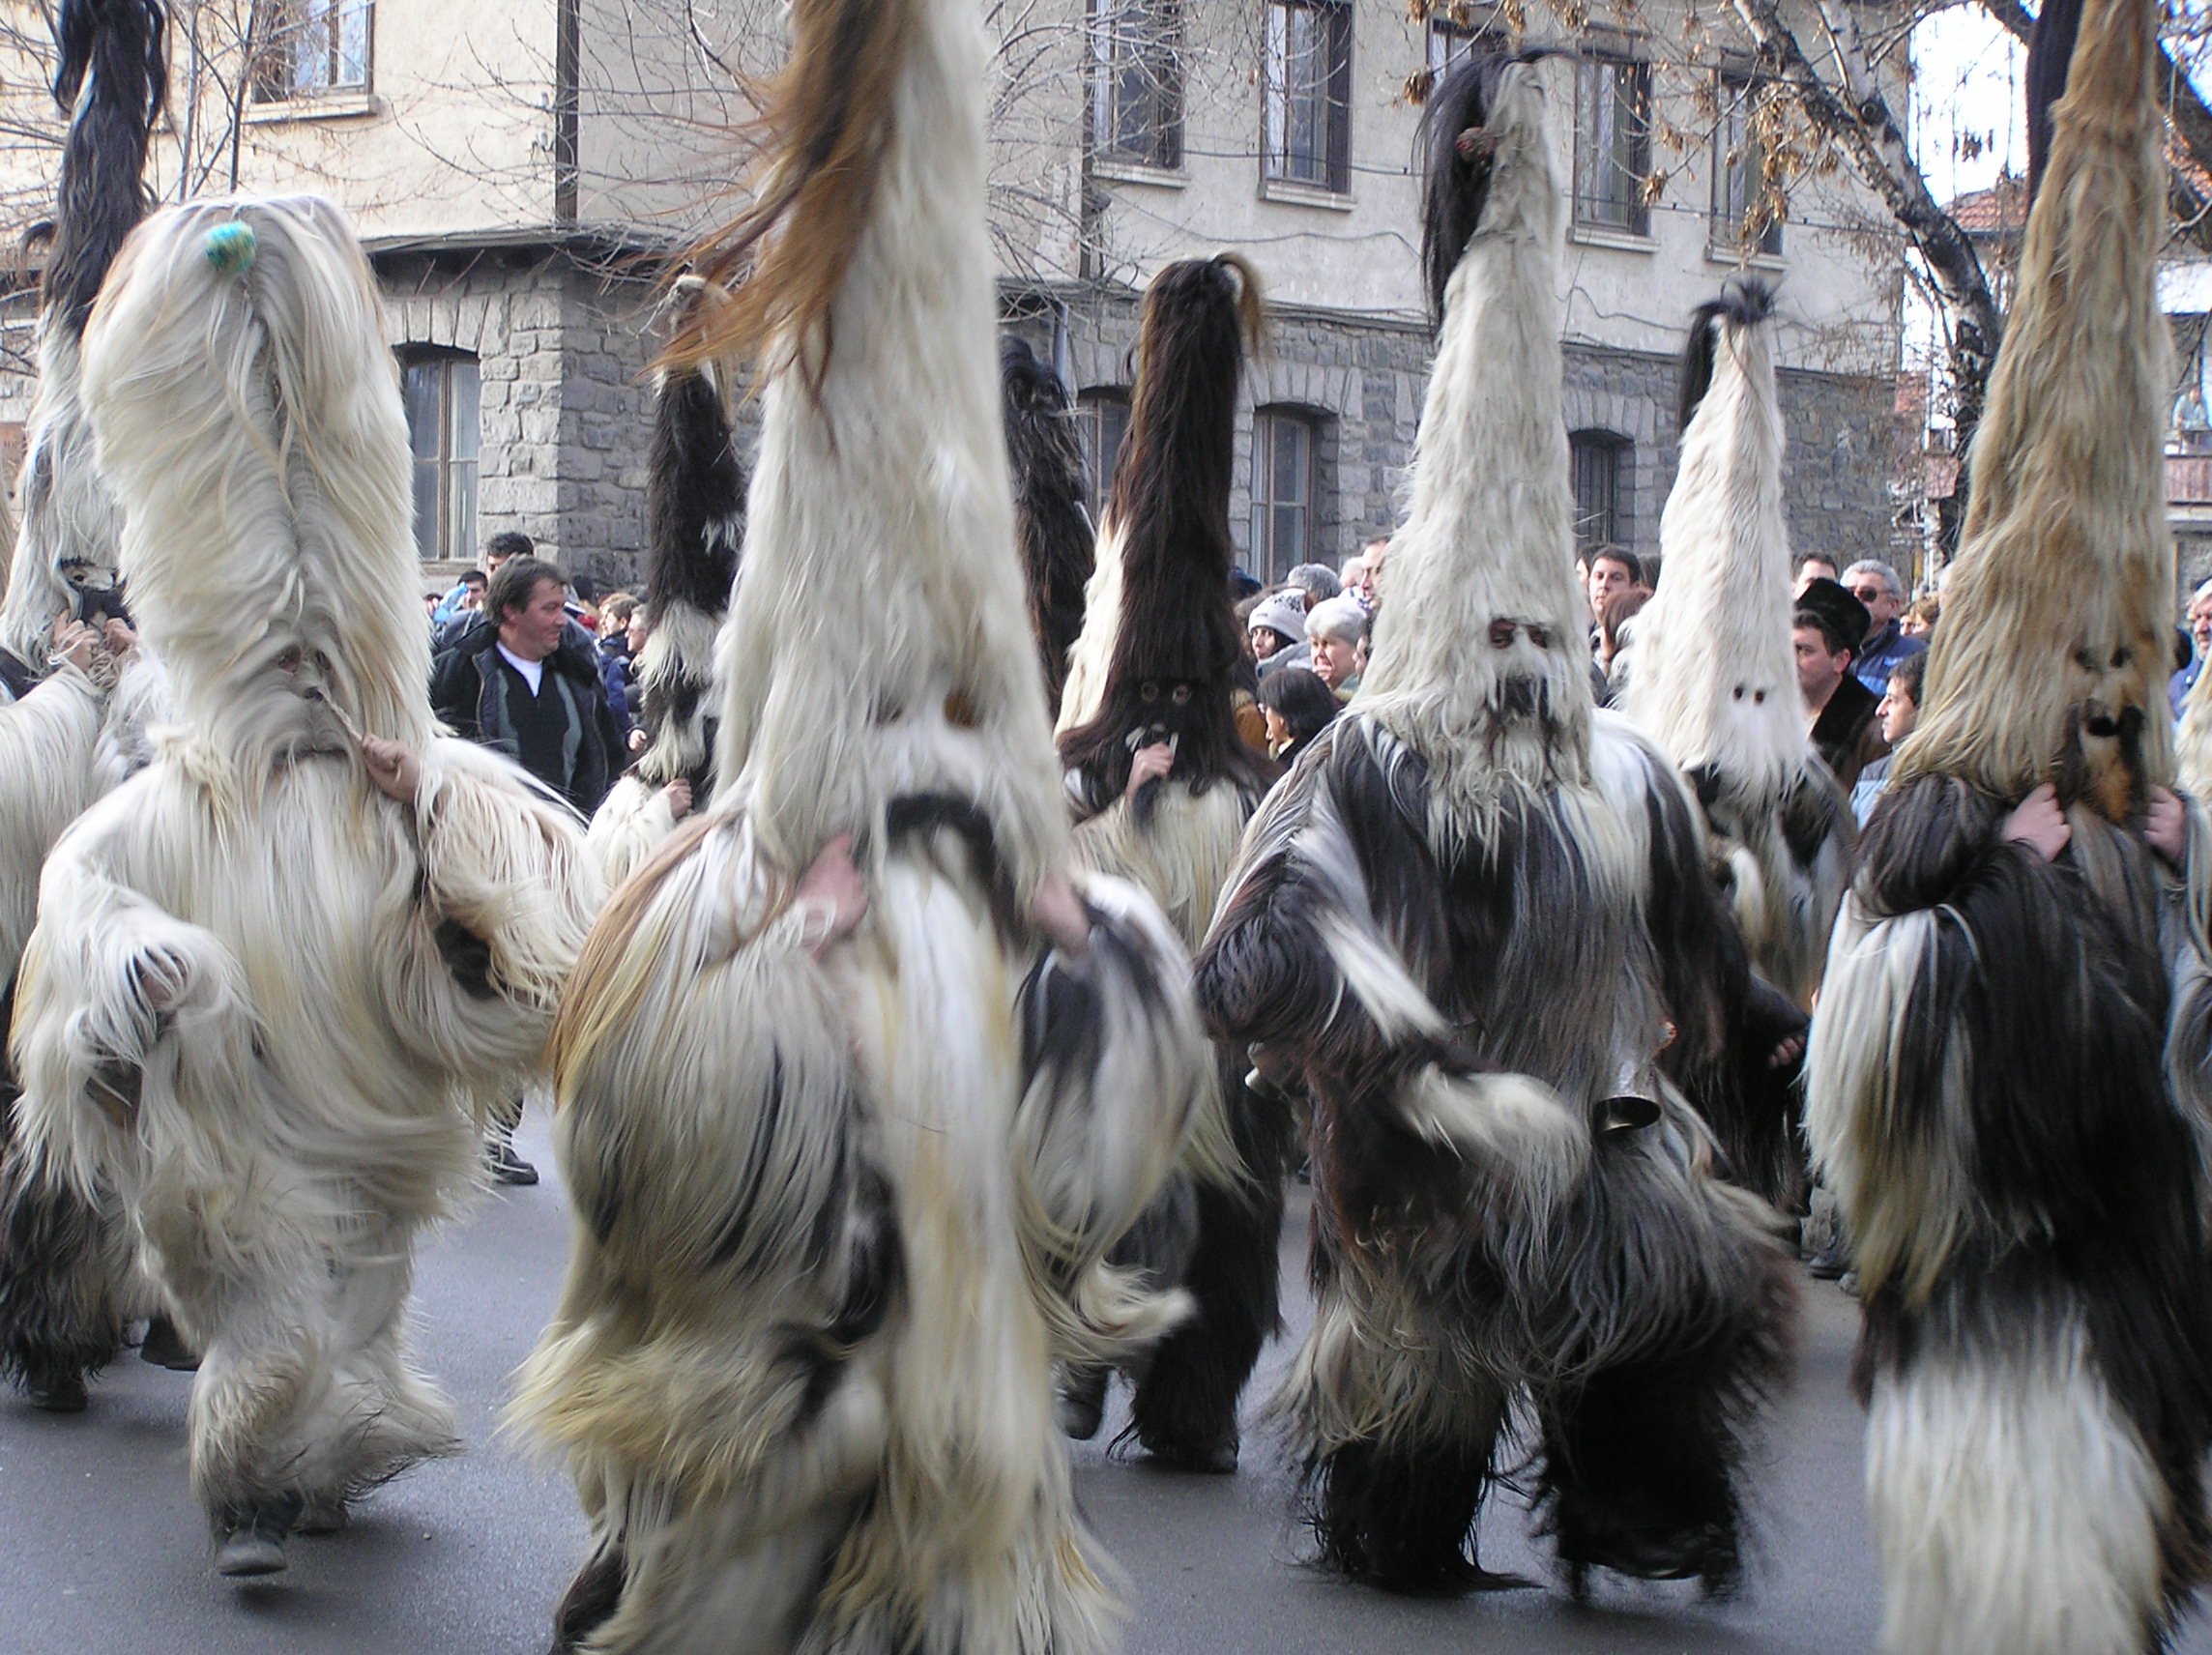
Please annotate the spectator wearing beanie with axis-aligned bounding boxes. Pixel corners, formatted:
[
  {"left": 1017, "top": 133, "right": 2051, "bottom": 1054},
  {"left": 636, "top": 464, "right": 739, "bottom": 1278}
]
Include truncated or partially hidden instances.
[{"left": 1250, "top": 588, "right": 1312, "bottom": 680}]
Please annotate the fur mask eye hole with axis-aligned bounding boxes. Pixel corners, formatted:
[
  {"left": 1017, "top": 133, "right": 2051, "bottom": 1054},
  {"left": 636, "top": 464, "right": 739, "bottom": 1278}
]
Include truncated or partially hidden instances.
[
  {"left": 1488, "top": 620, "right": 1516, "bottom": 650},
  {"left": 1526, "top": 624, "right": 1553, "bottom": 650},
  {"left": 1140, "top": 682, "right": 1160, "bottom": 702},
  {"left": 1753, "top": 689, "right": 1766, "bottom": 704},
  {"left": 1732, "top": 685, "right": 1745, "bottom": 701},
  {"left": 1170, "top": 683, "right": 1192, "bottom": 706},
  {"left": 2074, "top": 647, "right": 2097, "bottom": 672},
  {"left": 2111, "top": 647, "right": 2131, "bottom": 669},
  {"left": 275, "top": 646, "right": 305, "bottom": 674}
]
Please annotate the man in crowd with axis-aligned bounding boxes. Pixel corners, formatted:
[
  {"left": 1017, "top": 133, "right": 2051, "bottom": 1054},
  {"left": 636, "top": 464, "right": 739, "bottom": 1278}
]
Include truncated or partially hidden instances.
[
  {"left": 430, "top": 530, "right": 533, "bottom": 641},
  {"left": 1344, "top": 537, "right": 1386, "bottom": 611},
  {"left": 1583, "top": 543, "right": 1641, "bottom": 623},
  {"left": 432, "top": 554, "right": 625, "bottom": 815},
  {"left": 429, "top": 553, "right": 625, "bottom": 1186},
  {"left": 1793, "top": 552, "right": 1839, "bottom": 595},
  {"left": 2170, "top": 578, "right": 2212, "bottom": 715},
  {"left": 1850, "top": 649, "right": 1924, "bottom": 825},
  {"left": 1840, "top": 558, "right": 1927, "bottom": 693},
  {"left": 1793, "top": 577, "right": 1885, "bottom": 790}
]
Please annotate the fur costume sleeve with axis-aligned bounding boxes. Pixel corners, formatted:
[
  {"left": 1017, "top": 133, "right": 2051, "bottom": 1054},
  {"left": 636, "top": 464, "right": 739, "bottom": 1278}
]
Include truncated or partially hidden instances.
[
  {"left": 584, "top": 778, "right": 679, "bottom": 891},
  {"left": 1196, "top": 721, "right": 1587, "bottom": 1201},
  {"left": 392, "top": 738, "right": 603, "bottom": 1089},
  {"left": 1016, "top": 869, "right": 1217, "bottom": 1276}
]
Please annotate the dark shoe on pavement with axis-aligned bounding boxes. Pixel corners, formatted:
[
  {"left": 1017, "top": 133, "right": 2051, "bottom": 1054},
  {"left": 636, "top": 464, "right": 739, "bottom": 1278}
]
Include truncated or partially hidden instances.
[
  {"left": 139, "top": 1314, "right": 200, "bottom": 1371},
  {"left": 26, "top": 1373, "right": 88, "bottom": 1413},
  {"left": 1138, "top": 1434, "right": 1238, "bottom": 1475},
  {"left": 1805, "top": 1240, "right": 1851, "bottom": 1281},
  {"left": 487, "top": 1139, "right": 539, "bottom": 1186},
  {"left": 216, "top": 1496, "right": 302, "bottom": 1577}
]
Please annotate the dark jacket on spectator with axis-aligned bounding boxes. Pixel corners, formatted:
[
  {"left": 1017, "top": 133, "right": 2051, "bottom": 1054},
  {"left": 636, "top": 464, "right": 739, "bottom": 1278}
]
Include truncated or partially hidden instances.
[
  {"left": 1811, "top": 671, "right": 1888, "bottom": 793},
  {"left": 430, "top": 618, "right": 625, "bottom": 814}
]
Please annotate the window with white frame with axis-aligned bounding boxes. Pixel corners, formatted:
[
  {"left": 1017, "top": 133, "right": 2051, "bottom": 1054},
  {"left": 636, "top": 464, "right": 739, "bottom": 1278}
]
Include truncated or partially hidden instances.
[
  {"left": 1569, "top": 430, "right": 1631, "bottom": 553},
  {"left": 1263, "top": 0, "right": 1353, "bottom": 193},
  {"left": 1251, "top": 407, "right": 1323, "bottom": 584},
  {"left": 253, "top": 0, "right": 372, "bottom": 102},
  {"left": 1077, "top": 388, "right": 1132, "bottom": 508},
  {"left": 1573, "top": 50, "right": 1652, "bottom": 235},
  {"left": 1712, "top": 72, "right": 1785, "bottom": 255},
  {"left": 1091, "top": 0, "right": 1183, "bottom": 170},
  {"left": 400, "top": 350, "right": 480, "bottom": 562}
]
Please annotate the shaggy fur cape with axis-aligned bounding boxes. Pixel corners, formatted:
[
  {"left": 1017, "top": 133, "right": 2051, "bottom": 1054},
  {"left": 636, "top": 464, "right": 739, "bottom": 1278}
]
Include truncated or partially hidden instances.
[
  {"left": 1001, "top": 334, "right": 1092, "bottom": 711},
  {"left": 587, "top": 281, "right": 746, "bottom": 887},
  {"left": 512, "top": 2, "right": 1213, "bottom": 1650},
  {"left": 10, "top": 196, "right": 598, "bottom": 1547},
  {"left": 1193, "top": 52, "right": 1796, "bottom": 1598},
  {"left": 1810, "top": 0, "right": 2212, "bottom": 1648}
]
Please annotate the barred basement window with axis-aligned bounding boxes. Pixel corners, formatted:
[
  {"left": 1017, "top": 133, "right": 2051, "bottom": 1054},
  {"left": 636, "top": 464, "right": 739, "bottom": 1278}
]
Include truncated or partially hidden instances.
[
  {"left": 400, "top": 350, "right": 480, "bottom": 562},
  {"left": 1251, "top": 407, "right": 1322, "bottom": 585},
  {"left": 1573, "top": 51, "right": 1652, "bottom": 235},
  {"left": 1077, "top": 388, "right": 1132, "bottom": 507},
  {"left": 1263, "top": 0, "right": 1353, "bottom": 193},
  {"left": 1712, "top": 72, "right": 1785, "bottom": 255},
  {"left": 252, "top": 0, "right": 372, "bottom": 102},
  {"left": 1570, "top": 429, "right": 1631, "bottom": 553},
  {"left": 1091, "top": 0, "right": 1183, "bottom": 170}
]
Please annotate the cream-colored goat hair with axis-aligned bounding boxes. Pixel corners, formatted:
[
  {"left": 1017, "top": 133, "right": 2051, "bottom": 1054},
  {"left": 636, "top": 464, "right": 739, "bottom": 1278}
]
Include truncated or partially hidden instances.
[{"left": 11, "top": 194, "right": 598, "bottom": 1550}]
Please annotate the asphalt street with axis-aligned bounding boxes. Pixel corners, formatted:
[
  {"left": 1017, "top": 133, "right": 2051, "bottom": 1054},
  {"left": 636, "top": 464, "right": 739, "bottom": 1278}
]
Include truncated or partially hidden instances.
[{"left": 3, "top": 1115, "right": 2207, "bottom": 1655}]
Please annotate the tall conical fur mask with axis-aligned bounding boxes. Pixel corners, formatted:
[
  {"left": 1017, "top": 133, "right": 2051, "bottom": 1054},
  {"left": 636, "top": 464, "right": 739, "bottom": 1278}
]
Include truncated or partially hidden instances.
[
  {"left": 1895, "top": 0, "right": 2170, "bottom": 822},
  {"left": 1624, "top": 279, "right": 1803, "bottom": 801},
  {"left": 1001, "top": 334, "right": 1093, "bottom": 711},
  {"left": 658, "top": 0, "right": 1067, "bottom": 898},
  {"left": 79, "top": 198, "right": 436, "bottom": 785},
  {"left": 0, "top": 0, "right": 165, "bottom": 671},
  {"left": 629, "top": 276, "right": 745, "bottom": 797},
  {"left": 1358, "top": 50, "right": 1589, "bottom": 825},
  {"left": 1058, "top": 255, "right": 1271, "bottom": 803}
]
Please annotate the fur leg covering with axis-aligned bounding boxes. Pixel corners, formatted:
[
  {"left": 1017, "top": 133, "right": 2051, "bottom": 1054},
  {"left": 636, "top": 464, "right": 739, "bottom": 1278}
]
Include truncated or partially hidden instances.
[
  {"left": 1530, "top": 1125, "right": 1798, "bottom": 1599},
  {"left": 0, "top": 1081, "right": 137, "bottom": 1401},
  {"left": 1123, "top": 1054, "right": 1295, "bottom": 1469}
]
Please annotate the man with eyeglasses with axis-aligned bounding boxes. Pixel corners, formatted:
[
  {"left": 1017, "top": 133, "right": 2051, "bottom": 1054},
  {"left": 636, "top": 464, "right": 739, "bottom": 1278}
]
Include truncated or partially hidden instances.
[{"left": 1839, "top": 558, "right": 1926, "bottom": 694}]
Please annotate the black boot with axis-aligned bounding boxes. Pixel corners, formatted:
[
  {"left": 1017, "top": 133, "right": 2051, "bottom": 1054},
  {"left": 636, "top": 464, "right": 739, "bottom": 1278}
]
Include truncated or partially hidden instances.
[
  {"left": 139, "top": 1314, "right": 200, "bottom": 1370},
  {"left": 216, "top": 1494, "right": 304, "bottom": 1578}
]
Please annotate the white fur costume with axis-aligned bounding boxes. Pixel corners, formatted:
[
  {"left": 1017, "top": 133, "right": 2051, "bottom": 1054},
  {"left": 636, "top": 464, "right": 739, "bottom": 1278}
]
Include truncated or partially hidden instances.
[
  {"left": 10, "top": 197, "right": 598, "bottom": 1561},
  {"left": 512, "top": 0, "right": 1213, "bottom": 1648},
  {"left": 1621, "top": 284, "right": 1850, "bottom": 1010}
]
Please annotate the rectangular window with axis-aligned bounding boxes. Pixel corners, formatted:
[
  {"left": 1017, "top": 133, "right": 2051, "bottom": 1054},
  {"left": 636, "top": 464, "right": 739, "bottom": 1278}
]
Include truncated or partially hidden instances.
[
  {"left": 1091, "top": 0, "right": 1183, "bottom": 170},
  {"left": 402, "top": 354, "right": 480, "bottom": 562},
  {"left": 1712, "top": 73, "right": 1785, "bottom": 255},
  {"left": 253, "top": 0, "right": 372, "bottom": 102},
  {"left": 1251, "top": 409, "right": 1319, "bottom": 585},
  {"left": 1570, "top": 432, "right": 1628, "bottom": 553},
  {"left": 1077, "top": 389, "right": 1132, "bottom": 508},
  {"left": 1263, "top": 0, "right": 1353, "bottom": 193},
  {"left": 1427, "top": 6, "right": 1507, "bottom": 78},
  {"left": 1573, "top": 52, "right": 1652, "bottom": 235}
]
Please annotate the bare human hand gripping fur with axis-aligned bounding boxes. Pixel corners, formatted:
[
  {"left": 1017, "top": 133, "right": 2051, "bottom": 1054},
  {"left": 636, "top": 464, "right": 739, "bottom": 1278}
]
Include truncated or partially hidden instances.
[{"left": 509, "top": 0, "right": 1215, "bottom": 1651}]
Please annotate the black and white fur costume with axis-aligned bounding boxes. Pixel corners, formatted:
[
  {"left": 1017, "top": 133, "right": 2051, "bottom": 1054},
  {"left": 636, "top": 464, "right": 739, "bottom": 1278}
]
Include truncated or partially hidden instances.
[
  {"left": 1001, "top": 334, "right": 1093, "bottom": 711},
  {"left": 511, "top": 0, "right": 1213, "bottom": 1649},
  {"left": 1193, "top": 53, "right": 1796, "bottom": 1597},
  {"left": 1808, "top": 0, "right": 2212, "bottom": 1646},
  {"left": 0, "top": 0, "right": 174, "bottom": 1412},
  {"left": 10, "top": 197, "right": 600, "bottom": 1572},
  {"left": 1052, "top": 256, "right": 1286, "bottom": 1473},
  {"left": 586, "top": 277, "right": 745, "bottom": 887}
]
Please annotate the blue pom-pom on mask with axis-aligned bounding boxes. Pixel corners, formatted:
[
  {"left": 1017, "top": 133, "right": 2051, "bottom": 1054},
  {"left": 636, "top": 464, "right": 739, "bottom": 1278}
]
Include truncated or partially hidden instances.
[{"left": 204, "top": 221, "right": 256, "bottom": 276}]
